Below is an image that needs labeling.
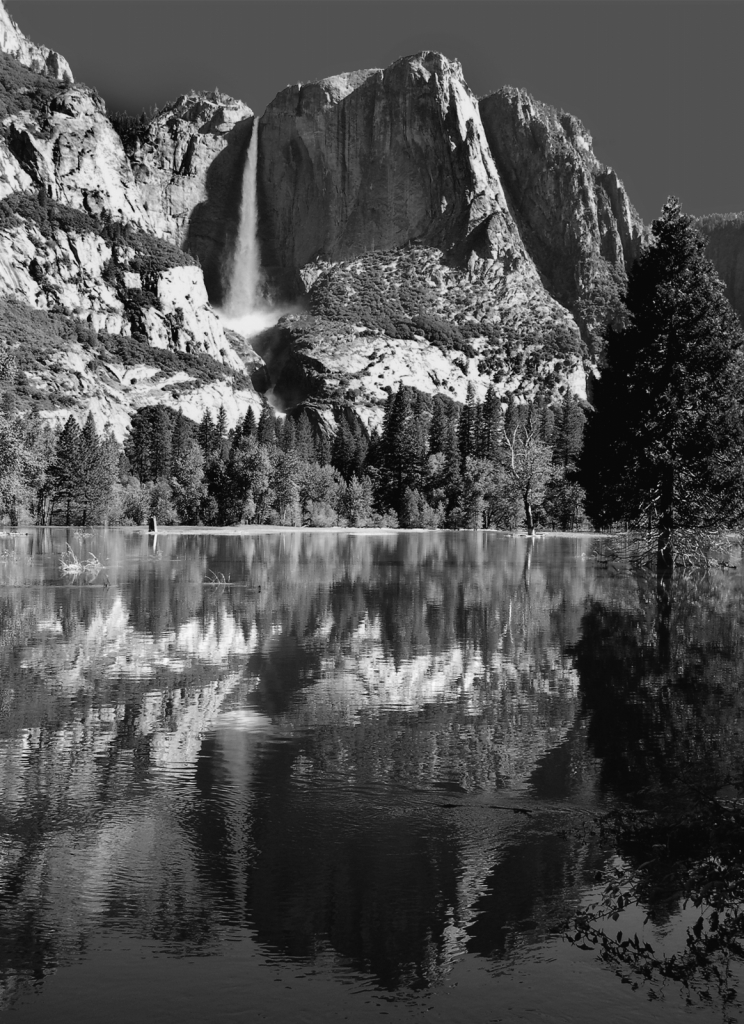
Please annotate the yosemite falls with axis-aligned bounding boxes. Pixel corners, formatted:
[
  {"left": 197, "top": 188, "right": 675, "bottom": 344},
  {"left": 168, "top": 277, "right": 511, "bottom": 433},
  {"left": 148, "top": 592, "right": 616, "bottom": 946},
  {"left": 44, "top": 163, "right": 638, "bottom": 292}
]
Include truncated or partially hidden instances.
[{"left": 221, "top": 118, "right": 277, "bottom": 336}]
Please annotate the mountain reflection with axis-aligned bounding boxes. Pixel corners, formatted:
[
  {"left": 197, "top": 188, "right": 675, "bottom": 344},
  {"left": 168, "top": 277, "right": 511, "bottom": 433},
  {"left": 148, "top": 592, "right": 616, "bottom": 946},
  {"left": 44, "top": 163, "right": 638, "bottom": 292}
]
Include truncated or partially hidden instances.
[{"left": 0, "top": 531, "right": 619, "bottom": 1006}]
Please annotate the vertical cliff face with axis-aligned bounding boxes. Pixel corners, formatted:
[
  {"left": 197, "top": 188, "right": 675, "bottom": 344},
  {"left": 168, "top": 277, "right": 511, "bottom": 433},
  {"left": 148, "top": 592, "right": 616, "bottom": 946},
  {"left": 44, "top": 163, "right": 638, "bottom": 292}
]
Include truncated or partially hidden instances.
[
  {"left": 258, "top": 52, "right": 532, "bottom": 295},
  {"left": 129, "top": 91, "right": 254, "bottom": 303},
  {"left": 479, "top": 87, "right": 646, "bottom": 334}
]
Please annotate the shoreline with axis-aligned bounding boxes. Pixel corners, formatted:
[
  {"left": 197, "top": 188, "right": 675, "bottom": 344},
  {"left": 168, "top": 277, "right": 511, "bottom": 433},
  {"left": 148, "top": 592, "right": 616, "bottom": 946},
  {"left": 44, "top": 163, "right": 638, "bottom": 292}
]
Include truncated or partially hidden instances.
[{"left": 1, "top": 525, "right": 613, "bottom": 538}]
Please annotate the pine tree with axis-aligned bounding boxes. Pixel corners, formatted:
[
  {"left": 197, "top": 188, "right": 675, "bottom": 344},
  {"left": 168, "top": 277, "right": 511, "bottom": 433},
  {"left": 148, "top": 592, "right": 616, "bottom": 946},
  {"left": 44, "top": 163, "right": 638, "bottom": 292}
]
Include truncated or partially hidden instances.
[
  {"left": 458, "top": 382, "right": 477, "bottom": 472},
  {"left": 428, "top": 396, "right": 449, "bottom": 455},
  {"left": 582, "top": 197, "right": 744, "bottom": 572},
  {"left": 197, "top": 410, "right": 217, "bottom": 462},
  {"left": 315, "top": 426, "right": 332, "bottom": 465},
  {"left": 125, "top": 411, "right": 151, "bottom": 482},
  {"left": 479, "top": 384, "right": 502, "bottom": 462},
  {"left": 257, "top": 405, "right": 276, "bottom": 446},
  {"left": 281, "top": 417, "right": 296, "bottom": 454},
  {"left": 77, "top": 413, "right": 115, "bottom": 525},
  {"left": 295, "top": 411, "right": 316, "bottom": 463},
  {"left": 214, "top": 405, "right": 229, "bottom": 461},
  {"left": 241, "top": 407, "right": 257, "bottom": 439},
  {"left": 149, "top": 406, "right": 173, "bottom": 480},
  {"left": 554, "top": 393, "right": 586, "bottom": 469},
  {"left": 379, "top": 387, "right": 425, "bottom": 512},
  {"left": 49, "top": 416, "right": 82, "bottom": 525},
  {"left": 171, "top": 410, "right": 190, "bottom": 469},
  {"left": 441, "top": 417, "right": 463, "bottom": 527}
]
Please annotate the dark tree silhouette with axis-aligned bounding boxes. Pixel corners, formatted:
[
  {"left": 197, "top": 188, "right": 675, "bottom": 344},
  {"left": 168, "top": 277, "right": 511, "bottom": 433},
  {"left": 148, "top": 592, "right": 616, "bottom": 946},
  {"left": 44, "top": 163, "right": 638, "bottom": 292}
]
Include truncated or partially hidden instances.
[{"left": 582, "top": 197, "right": 744, "bottom": 574}]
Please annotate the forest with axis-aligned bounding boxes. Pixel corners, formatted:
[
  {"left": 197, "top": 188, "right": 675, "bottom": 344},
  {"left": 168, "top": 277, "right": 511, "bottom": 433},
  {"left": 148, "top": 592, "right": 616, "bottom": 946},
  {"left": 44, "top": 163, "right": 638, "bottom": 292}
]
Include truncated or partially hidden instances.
[{"left": 0, "top": 377, "right": 587, "bottom": 531}]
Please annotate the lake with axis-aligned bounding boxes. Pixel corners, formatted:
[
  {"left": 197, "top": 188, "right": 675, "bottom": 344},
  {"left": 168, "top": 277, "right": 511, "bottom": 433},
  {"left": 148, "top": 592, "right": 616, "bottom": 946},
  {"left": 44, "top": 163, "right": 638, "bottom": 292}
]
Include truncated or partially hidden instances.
[{"left": 1, "top": 528, "right": 743, "bottom": 1022}]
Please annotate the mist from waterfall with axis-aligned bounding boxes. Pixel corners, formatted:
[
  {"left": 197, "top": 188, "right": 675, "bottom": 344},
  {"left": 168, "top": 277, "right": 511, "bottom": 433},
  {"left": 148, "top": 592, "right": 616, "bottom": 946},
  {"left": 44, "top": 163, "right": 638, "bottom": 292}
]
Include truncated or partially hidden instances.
[{"left": 220, "top": 118, "right": 282, "bottom": 338}]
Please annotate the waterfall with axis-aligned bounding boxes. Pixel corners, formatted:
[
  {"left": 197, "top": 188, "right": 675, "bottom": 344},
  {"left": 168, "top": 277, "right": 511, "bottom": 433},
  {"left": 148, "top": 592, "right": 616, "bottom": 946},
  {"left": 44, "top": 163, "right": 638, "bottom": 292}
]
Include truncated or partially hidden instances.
[
  {"left": 222, "top": 118, "right": 270, "bottom": 333},
  {"left": 224, "top": 118, "right": 260, "bottom": 315},
  {"left": 219, "top": 116, "right": 291, "bottom": 338}
]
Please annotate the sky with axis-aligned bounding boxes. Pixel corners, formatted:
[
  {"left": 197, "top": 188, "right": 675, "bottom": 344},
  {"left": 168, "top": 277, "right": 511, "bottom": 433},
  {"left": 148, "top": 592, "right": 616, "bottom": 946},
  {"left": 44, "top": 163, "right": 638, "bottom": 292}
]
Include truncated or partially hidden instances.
[{"left": 7, "top": 0, "right": 744, "bottom": 223}]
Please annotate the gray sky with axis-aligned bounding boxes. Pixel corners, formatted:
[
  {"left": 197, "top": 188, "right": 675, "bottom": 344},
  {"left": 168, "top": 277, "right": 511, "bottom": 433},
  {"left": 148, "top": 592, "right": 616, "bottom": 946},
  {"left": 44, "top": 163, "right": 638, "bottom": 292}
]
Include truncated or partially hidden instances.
[{"left": 7, "top": 0, "right": 743, "bottom": 223}]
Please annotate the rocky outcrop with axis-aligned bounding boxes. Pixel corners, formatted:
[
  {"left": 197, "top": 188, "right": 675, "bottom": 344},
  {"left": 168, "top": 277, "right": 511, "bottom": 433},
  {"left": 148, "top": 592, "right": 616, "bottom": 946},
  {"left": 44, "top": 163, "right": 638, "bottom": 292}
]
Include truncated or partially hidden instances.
[
  {"left": 258, "top": 52, "right": 546, "bottom": 295},
  {"left": 129, "top": 90, "right": 253, "bottom": 263},
  {"left": 257, "top": 242, "right": 585, "bottom": 420},
  {"left": 0, "top": 1, "right": 72, "bottom": 82},
  {"left": 251, "top": 52, "right": 590, "bottom": 410},
  {"left": 695, "top": 213, "right": 744, "bottom": 324},
  {"left": 479, "top": 87, "right": 646, "bottom": 341},
  {"left": 5, "top": 86, "right": 152, "bottom": 227},
  {"left": 28, "top": 340, "right": 262, "bottom": 442},
  {"left": 0, "top": 215, "right": 245, "bottom": 370}
]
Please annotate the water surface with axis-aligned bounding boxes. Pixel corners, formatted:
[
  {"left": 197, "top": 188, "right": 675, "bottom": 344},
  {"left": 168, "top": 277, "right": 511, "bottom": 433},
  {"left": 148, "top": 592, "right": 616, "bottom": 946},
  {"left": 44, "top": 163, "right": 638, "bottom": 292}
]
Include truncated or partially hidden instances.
[{"left": 1, "top": 529, "right": 742, "bottom": 1021}]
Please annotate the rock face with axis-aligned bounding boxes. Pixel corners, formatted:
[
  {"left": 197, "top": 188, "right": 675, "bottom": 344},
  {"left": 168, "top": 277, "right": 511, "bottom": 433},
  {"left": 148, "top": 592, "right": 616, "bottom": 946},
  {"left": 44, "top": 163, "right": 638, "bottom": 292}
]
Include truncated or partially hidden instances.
[
  {"left": 479, "top": 87, "right": 646, "bottom": 336},
  {"left": 129, "top": 91, "right": 253, "bottom": 263},
  {"left": 259, "top": 53, "right": 533, "bottom": 292},
  {"left": 0, "top": 214, "right": 245, "bottom": 370},
  {"left": 0, "top": 1, "right": 72, "bottom": 82},
  {"left": 5, "top": 86, "right": 152, "bottom": 227},
  {"left": 695, "top": 213, "right": 744, "bottom": 325},
  {"left": 32, "top": 343, "right": 262, "bottom": 443},
  {"left": 253, "top": 53, "right": 590, "bottom": 412},
  {"left": 0, "top": 0, "right": 258, "bottom": 435},
  {"left": 0, "top": 2, "right": 657, "bottom": 434}
]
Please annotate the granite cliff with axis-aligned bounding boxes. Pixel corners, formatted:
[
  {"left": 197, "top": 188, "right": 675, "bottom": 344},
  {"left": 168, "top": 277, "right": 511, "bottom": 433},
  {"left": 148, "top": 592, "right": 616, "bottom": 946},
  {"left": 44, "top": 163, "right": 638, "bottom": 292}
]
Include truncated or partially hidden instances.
[
  {"left": 125, "top": 91, "right": 257, "bottom": 306},
  {"left": 0, "top": 4, "right": 673, "bottom": 437},
  {"left": 251, "top": 53, "right": 596, "bottom": 417},
  {"left": 0, "top": 2, "right": 261, "bottom": 435},
  {"left": 479, "top": 87, "right": 647, "bottom": 347}
]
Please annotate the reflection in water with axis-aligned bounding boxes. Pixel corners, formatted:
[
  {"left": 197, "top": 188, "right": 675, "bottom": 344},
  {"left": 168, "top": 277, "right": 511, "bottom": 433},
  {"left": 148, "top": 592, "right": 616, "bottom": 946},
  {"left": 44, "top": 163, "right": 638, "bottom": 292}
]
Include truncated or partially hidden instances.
[
  {"left": 0, "top": 530, "right": 740, "bottom": 1020},
  {"left": 575, "top": 570, "right": 744, "bottom": 804}
]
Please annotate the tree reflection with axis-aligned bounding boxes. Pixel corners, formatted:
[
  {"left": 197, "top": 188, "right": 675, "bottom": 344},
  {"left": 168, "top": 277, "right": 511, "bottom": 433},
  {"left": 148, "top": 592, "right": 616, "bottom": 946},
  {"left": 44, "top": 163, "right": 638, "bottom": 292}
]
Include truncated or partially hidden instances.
[
  {"left": 576, "top": 571, "right": 744, "bottom": 804},
  {"left": 571, "top": 569, "right": 744, "bottom": 1015}
]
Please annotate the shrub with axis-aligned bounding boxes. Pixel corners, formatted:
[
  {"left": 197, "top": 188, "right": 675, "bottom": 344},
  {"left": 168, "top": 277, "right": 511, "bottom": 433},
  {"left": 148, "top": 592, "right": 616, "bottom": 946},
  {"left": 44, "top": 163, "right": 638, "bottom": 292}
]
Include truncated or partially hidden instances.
[{"left": 0, "top": 52, "right": 65, "bottom": 126}]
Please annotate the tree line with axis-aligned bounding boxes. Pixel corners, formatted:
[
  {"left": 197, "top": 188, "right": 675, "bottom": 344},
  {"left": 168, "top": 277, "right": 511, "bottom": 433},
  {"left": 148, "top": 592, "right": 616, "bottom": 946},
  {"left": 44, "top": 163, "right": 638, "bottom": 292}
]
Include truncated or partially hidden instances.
[{"left": 0, "top": 376, "right": 587, "bottom": 530}]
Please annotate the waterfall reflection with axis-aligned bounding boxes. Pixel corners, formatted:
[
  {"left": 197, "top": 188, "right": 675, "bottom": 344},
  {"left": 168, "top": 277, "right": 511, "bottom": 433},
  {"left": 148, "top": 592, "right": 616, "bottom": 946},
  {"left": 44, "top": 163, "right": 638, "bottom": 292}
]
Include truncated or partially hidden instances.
[{"left": 0, "top": 531, "right": 605, "bottom": 1006}]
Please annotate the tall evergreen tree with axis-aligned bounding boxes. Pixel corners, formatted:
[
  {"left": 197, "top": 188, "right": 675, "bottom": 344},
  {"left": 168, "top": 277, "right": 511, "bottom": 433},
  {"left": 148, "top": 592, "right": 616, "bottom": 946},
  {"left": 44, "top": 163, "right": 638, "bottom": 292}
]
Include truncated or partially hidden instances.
[
  {"left": 458, "top": 382, "right": 477, "bottom": 472},
  {"left": 125, "top": 411, "right": 151, "bottom": 482},
  {"left": 171, "top": 410, "right": 190, "bottom": 469},
  {"left": 197, "top": 410, "right": 218, "bottom": 464},
  {"left": 76, "top": 413, "right": 115, "bottom": 525},
  {"left": 241, "top": 407, "right": 257, "bottom": 439},
  {"left": 379, "top": 387, "right": 425, "bottom": 511},
  {"left": 49, "top": 416, "right": 81, "bottom": 525},
  {"left": 295, "top": 411, "right": 316, "bottom": 463},
  {"left": 582, "top": 197, "right": 744, "bottom": 572},
  {"left": 257, "top": 405, "right": 276, "bottom": 446},
  {"left": 554, "top": 393, "right": 586, "bottom": 469},
  {"left": 149, "top": 406, "right": 173, "bottom": 480},
  {"left": 428, "top": 396, "right": 450, "bottom": 455},
  {"left": 479, "top": 384, "right": 502, "bottom": 462}
]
